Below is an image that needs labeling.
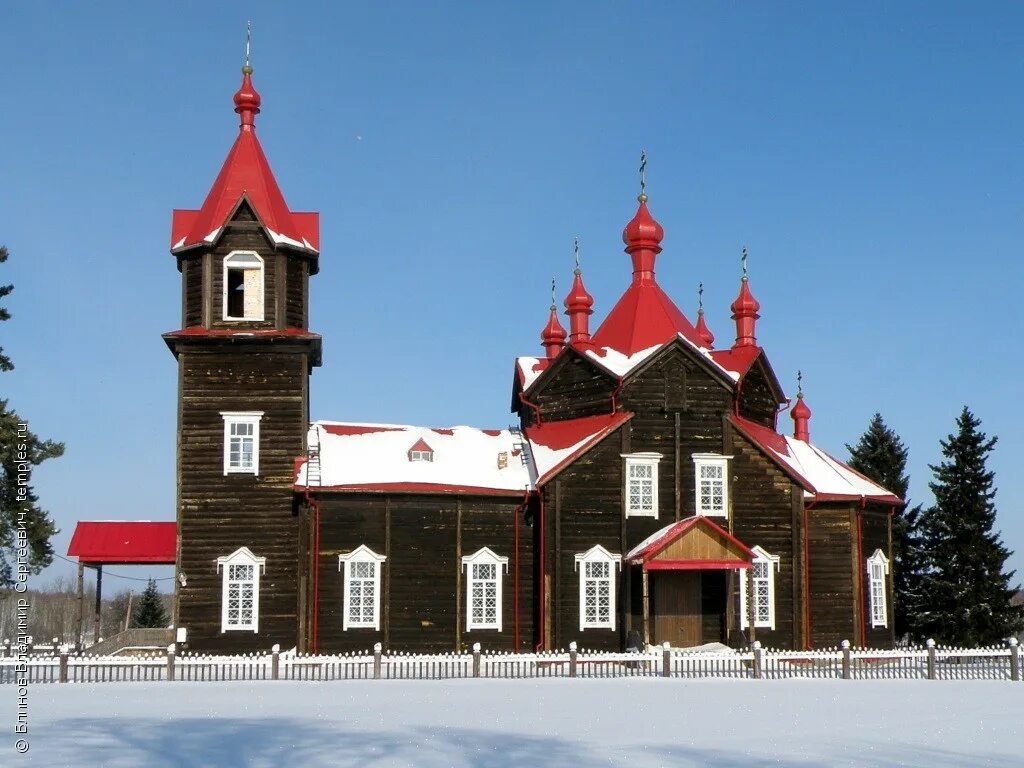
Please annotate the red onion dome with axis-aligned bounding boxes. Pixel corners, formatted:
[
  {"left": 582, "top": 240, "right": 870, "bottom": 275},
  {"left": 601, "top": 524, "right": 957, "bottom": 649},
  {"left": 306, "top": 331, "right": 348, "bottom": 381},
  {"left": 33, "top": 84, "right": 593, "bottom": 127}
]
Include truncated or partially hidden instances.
[{"left": 234, "top": 66, "right": 262, "bottom": 129}]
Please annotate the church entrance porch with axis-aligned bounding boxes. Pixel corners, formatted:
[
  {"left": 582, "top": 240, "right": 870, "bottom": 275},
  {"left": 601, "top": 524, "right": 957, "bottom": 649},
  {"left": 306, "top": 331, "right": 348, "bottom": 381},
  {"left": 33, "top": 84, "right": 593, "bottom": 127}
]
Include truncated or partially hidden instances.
[{"left": 625, "top": 516, "right": 754, "bottom": 649}]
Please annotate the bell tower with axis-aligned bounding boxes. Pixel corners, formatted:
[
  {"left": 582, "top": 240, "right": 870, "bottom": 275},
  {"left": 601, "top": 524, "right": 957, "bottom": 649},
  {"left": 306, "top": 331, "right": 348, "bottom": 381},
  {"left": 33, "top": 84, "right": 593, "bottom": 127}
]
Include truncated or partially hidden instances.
[{"left": 164, "top": 58, "right": 321, "bottom": 651}]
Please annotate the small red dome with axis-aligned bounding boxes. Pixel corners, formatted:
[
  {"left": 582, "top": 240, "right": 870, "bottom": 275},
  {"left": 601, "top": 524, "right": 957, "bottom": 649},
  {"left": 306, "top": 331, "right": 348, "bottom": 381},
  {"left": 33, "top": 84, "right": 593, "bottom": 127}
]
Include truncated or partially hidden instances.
[
  {"left": 791, "top": 394, "right": 812, "bottom": 442},
  {"left": 234, "top": 66, "right": 262, "bottom": 129},
  {"left": 695, "top": 310, "right": 715, "bottom": 348},
  {"left": 791, "top": 395, "right": 811, "bottom": 421},
  {"left": 730, "top": 278, "right": 760, "bottom": 317},
  {"left": 622, "top": 198, "right": 665, "bottom": 251},
  {"left": 541, "top": 306, "right": 568, "bottom": 359},
  {"left": 564, "top": 270, "right": 594, "bottom": 313}
]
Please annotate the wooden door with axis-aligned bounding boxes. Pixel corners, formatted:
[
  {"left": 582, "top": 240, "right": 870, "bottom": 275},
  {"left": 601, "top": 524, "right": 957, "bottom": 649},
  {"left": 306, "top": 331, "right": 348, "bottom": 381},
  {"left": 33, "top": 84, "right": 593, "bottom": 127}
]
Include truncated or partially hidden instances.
[{"left": 654, "top": 572, "right": 702, "bottom": 647}]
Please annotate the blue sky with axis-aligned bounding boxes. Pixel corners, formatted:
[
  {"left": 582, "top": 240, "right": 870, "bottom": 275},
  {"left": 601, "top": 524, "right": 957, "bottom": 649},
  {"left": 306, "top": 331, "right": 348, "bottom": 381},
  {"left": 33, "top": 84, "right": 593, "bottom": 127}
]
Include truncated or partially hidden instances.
[{"left": 2, "top": 2, "right": 1022, "bottom": 595}]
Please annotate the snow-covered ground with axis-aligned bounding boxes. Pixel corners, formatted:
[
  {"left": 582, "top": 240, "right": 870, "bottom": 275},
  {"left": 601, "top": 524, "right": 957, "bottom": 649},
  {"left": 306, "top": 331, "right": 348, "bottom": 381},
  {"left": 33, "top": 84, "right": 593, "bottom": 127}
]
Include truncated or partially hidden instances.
[{"left": 15, "top": 678, "right": 1020, "bottom": 767}]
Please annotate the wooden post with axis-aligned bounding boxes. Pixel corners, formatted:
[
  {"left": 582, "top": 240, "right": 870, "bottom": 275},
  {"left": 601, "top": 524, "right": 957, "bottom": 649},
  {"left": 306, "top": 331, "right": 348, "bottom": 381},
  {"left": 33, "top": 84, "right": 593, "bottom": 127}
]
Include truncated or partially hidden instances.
[
  {"left": 1009, "top": 638, "right": 1020, "bottom": 682},
  {"left": 641, "top": 569, "right": 651, "bottom": 647},
  {"left": 123, "top": 591, "right": 133, "bottom": 633},
  {"left": 841, "top": 639, "right": 852, "bottom": 680},
  {"left": 93, "top": 564, "right": 103, "bottom": 645},
  {"left": 2, "top": 639, "right": 9, "bottom": 658},
  {"left": 59, "top": 647, "right": 69, "bottom": 683},
  {"left": 926, "top": 639, "right": 936, "bottom": 680},
  {"left": 76, "top": 561, "right": 85, "bottom": 652},
  {"left": 746, "top": 567, "right": 756, "bottom": 645},
  {"left": 373, "top": 642, "right": 382, "bottom": 679},
  {"left": 271, "top": 644, "right": 280, "bottom": 680},
  {"left": 661, "top": 641, "right": 671, "bottom": 678},
  {"left": 752, "top": 640, "right": 763, "bottom": 679},
  {"left": 166, "top": 644, "right": 176, "bottom": 682},
  {"left": 569, "top": 641, "right": 578, "bottom": 677},
  {"left": 472, "top": 642, "right": 481, "bottom": 678}
]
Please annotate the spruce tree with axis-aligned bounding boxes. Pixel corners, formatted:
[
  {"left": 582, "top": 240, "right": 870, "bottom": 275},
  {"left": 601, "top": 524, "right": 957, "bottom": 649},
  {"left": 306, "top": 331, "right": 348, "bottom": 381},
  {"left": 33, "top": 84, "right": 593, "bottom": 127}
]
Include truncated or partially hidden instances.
[
  {"left": 914, "top": 407, "right": 1023, "bottom": 645},
  {"left": 846, "top": 413, "right": 923, "bottom": 639},
  {"left": 0, "top": 245, "right": 63, "bottom": 589},
  {"left": 133, "top": 579, "right": 169, "bottom": 629}
]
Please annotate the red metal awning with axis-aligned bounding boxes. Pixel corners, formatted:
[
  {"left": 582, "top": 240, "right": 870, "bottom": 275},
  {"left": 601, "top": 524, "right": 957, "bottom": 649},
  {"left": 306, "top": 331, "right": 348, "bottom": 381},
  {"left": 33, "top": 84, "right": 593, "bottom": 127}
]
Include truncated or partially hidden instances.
[{"left": 67, "top": 521, "right": 177, "bottom": 565}]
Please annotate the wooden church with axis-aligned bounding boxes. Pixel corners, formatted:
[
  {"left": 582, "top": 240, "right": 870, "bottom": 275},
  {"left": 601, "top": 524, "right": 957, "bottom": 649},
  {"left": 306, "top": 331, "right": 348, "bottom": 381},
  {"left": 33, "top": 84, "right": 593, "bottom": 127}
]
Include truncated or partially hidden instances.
[{"left": 166, "top": 64, "right": 902, "bottom": 654}]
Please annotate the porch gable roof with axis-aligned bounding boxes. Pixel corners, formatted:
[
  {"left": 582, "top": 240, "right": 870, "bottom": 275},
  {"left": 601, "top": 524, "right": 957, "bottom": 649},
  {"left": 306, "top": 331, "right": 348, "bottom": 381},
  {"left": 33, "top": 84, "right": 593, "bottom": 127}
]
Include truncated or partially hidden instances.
[{"left": 625, "top": 516, "right": 754, "bottom": 570}]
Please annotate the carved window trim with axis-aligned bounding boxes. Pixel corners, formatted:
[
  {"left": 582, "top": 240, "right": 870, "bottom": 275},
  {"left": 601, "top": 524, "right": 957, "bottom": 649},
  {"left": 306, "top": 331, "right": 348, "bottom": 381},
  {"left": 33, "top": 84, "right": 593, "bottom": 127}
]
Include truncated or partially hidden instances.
[
  {"left": 739, "top": 546, "right": 780, "bottom": 630},
  {"left": 866, "top": 549, "right": 890, "bottom": 628},
  {"left": 216, "top": 547, "right": 266, "bottom": 633},
  {"left": 338, "top": 545, "right": 386, "bottom": 631},
  {"left": 693, "top": 454, "right": 730, "bottom": 518},
  {"left": 574, "top": 545, "right": 622, "bottom": 631},
  {"left": 221, "top": 412, "right": 263, "bottom": 475},
  {"left": 623, "top": 453, "right": 662, "bottom": 518},
  {"left": 222, "top": 250, "right": 265, "bottom": 322},
  {"left": 462, "top": 547, "right": 508, "bottom": 632}
]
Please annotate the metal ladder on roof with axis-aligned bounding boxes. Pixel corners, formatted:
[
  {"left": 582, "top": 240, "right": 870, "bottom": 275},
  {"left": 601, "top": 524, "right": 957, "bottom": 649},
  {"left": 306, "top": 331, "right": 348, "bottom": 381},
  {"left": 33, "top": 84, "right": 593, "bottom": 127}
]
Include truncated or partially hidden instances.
[
  {"left": 306, "top": 425, "right": 322, "bottom": 487},
  {"left": 509, "top": 425, "right": 531, "bottom": 466}
]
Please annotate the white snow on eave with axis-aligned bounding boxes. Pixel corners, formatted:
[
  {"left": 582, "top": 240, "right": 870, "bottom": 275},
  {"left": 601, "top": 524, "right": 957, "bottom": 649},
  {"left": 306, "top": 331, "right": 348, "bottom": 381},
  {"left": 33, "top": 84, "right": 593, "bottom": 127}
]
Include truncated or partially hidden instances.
[
  {"left": 302, "top": 422, "right": 532, "bottom": 492},
  {"left": 779, "top": 435, "right": 893, "bottom": 499},
  {"left": 675, "top": 333, "right": 741, "bottom": 382},
  {"left": 527, "top": 431, "right": 605, "bottom": 484},
  {"left": 516, "top": 357, "right": 545, "bottom": 391},
  {"left": 584, "top": 344, "right": 662, "bottom": 378},
  {"left": 172, "top": 237, "right": 187, "bottom": 250},
  {"left": 203, "top": 227, "right": 221, "bottom": 243},
  {"left": 625, "top": 522, "right": 679, "bottom": 561},
  {"left": 267, "top": 227, "right": 318, "bottom": 254}
]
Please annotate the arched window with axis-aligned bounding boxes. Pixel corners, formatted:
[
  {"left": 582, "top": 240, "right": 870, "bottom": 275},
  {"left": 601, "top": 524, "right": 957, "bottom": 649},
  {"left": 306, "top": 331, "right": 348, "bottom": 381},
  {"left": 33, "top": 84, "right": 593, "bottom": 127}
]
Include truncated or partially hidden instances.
[
  {"left": 462, "top": 548, "right": 509, "bottom": 631},
  {"left": 739, "top": 546, "right": 780, "bottom": 630},
  {"left": 338, "top": 545, "right": 386, "bottom": 631},
  {"left": 216, "top": 547, "right": 266, "bottom": 633},
  {"left": 574, "top": 545, "right": 622, "bottom": 631},
  {"left": 866, "top": 549, "right": 890, "bottom": 628},
  {"left": 223, "top": 251, "right": 264, "bottom": 321}
]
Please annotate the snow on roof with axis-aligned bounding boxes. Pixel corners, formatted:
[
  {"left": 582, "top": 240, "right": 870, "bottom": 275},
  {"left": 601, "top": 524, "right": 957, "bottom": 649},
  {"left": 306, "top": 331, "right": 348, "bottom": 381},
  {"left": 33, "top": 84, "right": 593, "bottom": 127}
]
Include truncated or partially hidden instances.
[
  {"left": 296, "top": 422, "right": 532, "bottom": 496},
  {"left": 524, "top": 412, "right": 633, "bottom": 486},
  {"left": 515, "top": 356, "right": 549, "bottom": 391},
  {"left": 729, "top": 415, "right": 902, "bottom": 504}
]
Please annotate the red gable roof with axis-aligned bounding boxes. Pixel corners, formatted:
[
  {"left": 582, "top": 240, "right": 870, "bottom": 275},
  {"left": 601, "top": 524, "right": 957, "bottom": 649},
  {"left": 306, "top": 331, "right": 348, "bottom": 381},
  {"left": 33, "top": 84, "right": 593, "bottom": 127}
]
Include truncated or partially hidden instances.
[
  {"left": 170, "top": 70, "right": 318, "bottom": 255},
  {"left": 626, "top": 516, "right": 755, "bottom": 565},
  {"left": 67, "top": 521, "right": 177, "bottom": 565},
  {"left": 525, "top": 411, "right": 633, "bottom": 486}
]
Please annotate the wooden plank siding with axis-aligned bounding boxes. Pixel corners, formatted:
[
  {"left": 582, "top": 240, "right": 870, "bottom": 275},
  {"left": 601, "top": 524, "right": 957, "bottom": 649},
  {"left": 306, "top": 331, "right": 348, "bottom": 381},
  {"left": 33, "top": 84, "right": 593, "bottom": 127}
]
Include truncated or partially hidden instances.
[
  {"left": 182, "top": 256, "right": 204, "bottom": 327},
  {"left": 173, "top": 345, "right": 311, "bottom": 652},
  {"left": 727, "top": 428, "right": 802, "bottom": 649},
  {"left": 310, "top": 494, "right": 533, "bottom": 655},
  {"left": 861, "top": 508, "right": 895, "bottom": 647},
  {"left": 807, "top": 505, "right": 858, "bottom": 648},
  {"left": 528, "top": 353, "right": 617, "bottom": 423},
  {"left": 736, "top": 361, "right": 780, "bottom": 428}
]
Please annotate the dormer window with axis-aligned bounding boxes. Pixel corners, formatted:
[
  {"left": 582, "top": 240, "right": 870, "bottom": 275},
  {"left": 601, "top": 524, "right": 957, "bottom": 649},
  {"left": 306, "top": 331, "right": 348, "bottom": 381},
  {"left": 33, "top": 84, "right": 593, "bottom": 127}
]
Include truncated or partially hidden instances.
[
  {"left": 223, "top": 251, "right": 264, "bottom": 321},
  {"left": 407, "top": 438, "right": 434, "bottom": 462}
]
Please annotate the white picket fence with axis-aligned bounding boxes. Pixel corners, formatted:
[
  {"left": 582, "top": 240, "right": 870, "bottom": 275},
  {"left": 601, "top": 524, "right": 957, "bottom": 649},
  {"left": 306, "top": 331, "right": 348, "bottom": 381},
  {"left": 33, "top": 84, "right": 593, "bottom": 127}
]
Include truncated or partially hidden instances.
[{"left": 1, "top": 638, "right": 1020, "bottom": 685}]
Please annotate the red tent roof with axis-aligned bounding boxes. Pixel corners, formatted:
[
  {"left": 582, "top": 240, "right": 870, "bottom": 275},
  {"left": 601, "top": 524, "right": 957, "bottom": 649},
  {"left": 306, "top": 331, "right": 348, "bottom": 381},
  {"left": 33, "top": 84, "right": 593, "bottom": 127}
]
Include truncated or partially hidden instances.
[
  {"left": 591, "top": 281, "right": 703, "bottom": 356},
  {"left": 170, "top": 69, "right": 318, "bottom": 255},
  {"left": 67, "top": 522, "right": 177, "bottom": 565}
]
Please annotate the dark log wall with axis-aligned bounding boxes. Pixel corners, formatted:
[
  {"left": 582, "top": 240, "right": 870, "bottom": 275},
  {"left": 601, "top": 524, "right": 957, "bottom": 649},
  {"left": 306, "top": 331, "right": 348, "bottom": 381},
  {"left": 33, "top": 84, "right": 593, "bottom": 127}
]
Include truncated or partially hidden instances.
[
  {"left": 861, "top": 508, "right": 894, "bottom": 647},
  {"left": 311, "top": 493, "right": 533, "bottom": 654},
  {"left": 543, "top": 431, "right": 626, "bottom": 652},
  {"left": 174, "top": 345, "right": 310, "bottom": 652},
  {"left": 807, "top": 505, "right": 857, "bottom": 648},
  {"left": 726, "top": 427, "right": 803, "bottom": 649},
  {"left": 737, "top": 361, "right": 779, "bottom": 428},
  {"left": 530, "top": 354, "right": 616, "bottom": 422},
  {"left": 286, "top": 258, "right": 307, "bottom": 328},
  {"left": 182, "top": 256, "right": 203, "bottom": 327}
]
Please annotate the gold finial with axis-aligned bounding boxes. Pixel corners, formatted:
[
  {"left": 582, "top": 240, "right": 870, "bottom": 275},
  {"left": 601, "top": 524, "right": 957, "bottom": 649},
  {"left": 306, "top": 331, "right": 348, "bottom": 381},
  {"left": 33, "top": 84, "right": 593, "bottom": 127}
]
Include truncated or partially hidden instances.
[
  {"left": 698, "top": 282, "right": 704, "bottom": 314},
  {"left": 741, "top": 247, "right": 748, "bottom": 279},
  {"left": 638, "top": 150, "right": 648, "bottom": 202},
  {"left": 573, "top": 236, "right": 581, "bottom": 274},
  {"left": 550, "top": 277, "right": 556, "bottom": 311},
  {"left": 797, "top": 370, "right": 803, "bottom": 398},
  {"left": 243, "top": 21, "right": 253, "bottom": 74}
]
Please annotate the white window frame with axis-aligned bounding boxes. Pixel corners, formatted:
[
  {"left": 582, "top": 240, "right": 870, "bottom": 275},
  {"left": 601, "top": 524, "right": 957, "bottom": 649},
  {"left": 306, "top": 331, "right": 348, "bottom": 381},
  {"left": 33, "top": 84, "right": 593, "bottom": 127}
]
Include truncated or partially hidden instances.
[
  {"left": 574, "top": 545, "right": 622, "bottom": 631},
  {"left": 462, "top": 547, "right": 509, "bottom": 632},
  {"left": 221, "top": 412, "right": 264, "bottom": 475},
  {"left": 216, "top": 547, "right": 266, "bottom": 633},
  {"left": 338, "top": 545, "right": 386, "bottom": 631},
  {"left": 693, "top": 453, "right": 730, "bottom": 518},
  {"left": 222, "top": 250, "right": 265, "bottom": 321},
  {"left": 622, "top": 452, "right": 662, "bottom": 518},
  {"left": 739, "top": 546, "right": 781, "bottom": 630},
  {"left": 409, "top": 450, "right": 433, "bottom": 462},
  {"left": 867, "top": 549, "right": 890, "bottom": 628}
]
